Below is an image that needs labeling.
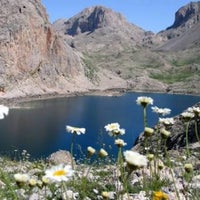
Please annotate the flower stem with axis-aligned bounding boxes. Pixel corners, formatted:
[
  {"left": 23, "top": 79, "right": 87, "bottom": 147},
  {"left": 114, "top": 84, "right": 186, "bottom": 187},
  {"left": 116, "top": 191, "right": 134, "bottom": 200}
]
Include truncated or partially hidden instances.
[
  {"left": 185, "top": 122, "right": 190, "bottom": 158},
  {"left": 195, "top": 121, "right": 200, "bottom": 145},
  {"left": 143, "top": 107, "right": 147, "bottom": 128},
  {"left": 70, "top": 134, "right": 75, "bottom": 169}
]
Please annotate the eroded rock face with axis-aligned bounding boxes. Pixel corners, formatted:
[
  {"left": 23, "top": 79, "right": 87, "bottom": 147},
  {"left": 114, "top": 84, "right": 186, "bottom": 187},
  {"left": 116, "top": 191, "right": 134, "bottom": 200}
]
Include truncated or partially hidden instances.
[
  {"left": 63, "top": 6, "right": 144, "bottom": 38},
  {"left": 168, "top": 2, "right": 200, "bottom": 30},
  {"left": 158, "top": 1, "right": 200, "bottom": 42},
  {"left": 0, "top": 0, "right": 85, "bottom": 98},
  {"left": 134, "top": 102, "right": 200, "bottom": 152}
]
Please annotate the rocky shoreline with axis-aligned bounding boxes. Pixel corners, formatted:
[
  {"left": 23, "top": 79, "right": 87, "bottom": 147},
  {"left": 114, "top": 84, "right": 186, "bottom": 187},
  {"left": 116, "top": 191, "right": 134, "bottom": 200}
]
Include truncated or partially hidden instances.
[{"left": 1, "top": 86, "right": 200, "bottom": 108}]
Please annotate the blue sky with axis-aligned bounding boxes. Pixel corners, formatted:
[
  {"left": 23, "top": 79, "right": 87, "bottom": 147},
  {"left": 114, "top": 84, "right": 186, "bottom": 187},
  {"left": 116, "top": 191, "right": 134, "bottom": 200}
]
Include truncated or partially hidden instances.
[{"left": 41, "top": 0, "right": 198, "bottom": 33}]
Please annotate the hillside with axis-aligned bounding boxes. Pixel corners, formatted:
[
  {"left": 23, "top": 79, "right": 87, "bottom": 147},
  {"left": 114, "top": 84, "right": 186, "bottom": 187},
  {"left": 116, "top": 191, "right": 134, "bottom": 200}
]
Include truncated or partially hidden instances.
[
  {"left": 1, "top": 1, "right": 200, "bottom": 101},
  {"left": 53, "top": 2, "right": 200, "bottom": 96}
]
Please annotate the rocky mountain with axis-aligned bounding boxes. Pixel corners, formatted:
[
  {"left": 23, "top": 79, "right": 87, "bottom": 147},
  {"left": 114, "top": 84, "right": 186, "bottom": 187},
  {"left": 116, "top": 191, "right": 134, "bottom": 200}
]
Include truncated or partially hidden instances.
[
  {"left": 54, "top": 6, "right": 148, "bottom": 53},
  {"left": 53, "top": 6, "right": 168, "bottom": 92},
  {"left": 0, "top": 0, "right": 92, "bottom": 99},
  {"left": 1, "top": 0, "right": 200, "bottom": 101},
  {"left": 160, "top": 2, "right": 200, "bottom": 38},
  {"left": 53, "top": 2, "right": 200, "bottom": 95},
  {"left": 157, "top": 1, "right": 200, "bottom": 51}
]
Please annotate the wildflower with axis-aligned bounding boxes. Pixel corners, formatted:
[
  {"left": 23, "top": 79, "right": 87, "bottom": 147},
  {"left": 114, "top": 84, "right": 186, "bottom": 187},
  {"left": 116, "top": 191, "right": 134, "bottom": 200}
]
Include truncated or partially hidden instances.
[
  {"left": 99, "top": 148, "right": 108, "bottom": 157},
  {"left": 102, "top": 191, "right": 109, "bottom": 198},
  {"left": 157, "top": 160, "right": 164, "bottom": 170},
  {"left": 181, "top": 111, "right": 194, "bottom": 121},
  {"left": 151, "top": 106, "right": 171, "bottom": 116},
  {"left": 115, "top": 139, "right": 127, "bottom": 147},
  {"left": 184, "top": 163, "right": 193, "bottom": 173},
  {"left": 104, "top": 122, "right": 125, "bottom": 137},
  {"left": 14, "top": 173, "right": 29, "bottom": 187},
  {"left": 44, "top": 164, "right": 74, "bottom": 182},
  {"left": 37, "top": 180, "right": 43, "bottom": 189},
  {"left": 28, "top": 178, "right": 37, "bottom": 187},
  {"left": 153, "top": 191, "right": 169, "bottom": 200},
  {"left": 159, "top": 117, "right": 174, "bottom": 126},
  {"left": 0, "top": 105, "right": 9, "bottom": 119},
  {"left": 108, "top": 128, "right": 125, "bottom": 137},
  {"left": 124, "top": 150, "right": 148, "bottom": 170},
  {"left": 144, "top": 127, "right": 154, "bottom": 137},
  {"left": 147, "top": 153, "right": 154, "bottom": 161},
  {"left": 66, "top": 125, "right": 86, "bottom": 135},
  {"left": 102, "top": 191, "right": 115, "bottom": 199},
  {"left": 160, "top": 128, "right": 171, "bottom": 139},
  {"left": 63, "top": 190, "right": 79, "bottom": 199},
  {"left": 87, "top": 146, "right": 96, "bottom": 156},
  {"left": 105, "top": 122, "right": 120, "bottom": 132},
  {"left": 188, "top": 106, "right": 200, "bottom": 117},
  {"left": 136, "top": 96, "right": 153, "bottom": 107},
  {"left": 42, "top": 176, "right": 49, "bottom": 185}
]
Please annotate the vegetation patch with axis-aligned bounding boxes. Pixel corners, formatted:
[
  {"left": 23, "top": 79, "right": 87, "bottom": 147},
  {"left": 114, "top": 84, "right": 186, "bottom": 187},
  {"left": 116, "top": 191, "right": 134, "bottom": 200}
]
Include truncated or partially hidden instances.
[
  {"left": 150, "top": 70, "right": 199, "bottom": 84},
  {"left": 82, "top": 55, "right": 99, "bottom": 83}
]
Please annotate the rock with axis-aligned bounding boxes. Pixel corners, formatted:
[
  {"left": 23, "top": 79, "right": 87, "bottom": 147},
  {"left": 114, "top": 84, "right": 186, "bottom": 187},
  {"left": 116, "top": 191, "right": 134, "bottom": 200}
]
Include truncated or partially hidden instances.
[
  {"left": 0, "top": 0, "right": 87, "bottom": 99},
  {"left": 134, "top": 102, "right": 200, "bottom": 152},
  {"left": 47, "top": 150, "right": 75, "bottom": 166}
]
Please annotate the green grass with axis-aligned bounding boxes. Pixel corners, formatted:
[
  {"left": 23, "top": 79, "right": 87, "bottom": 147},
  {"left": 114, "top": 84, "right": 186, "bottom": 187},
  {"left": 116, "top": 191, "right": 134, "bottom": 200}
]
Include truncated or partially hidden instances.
[
  {"left": 150, "top": 70, "right": 199, "bottom": 84},
  {"left": 82, "top": 56, "right": 99, "bottom": 83},
  {"left": 171, "top": 56, "right": 200, "bottom": 67}
]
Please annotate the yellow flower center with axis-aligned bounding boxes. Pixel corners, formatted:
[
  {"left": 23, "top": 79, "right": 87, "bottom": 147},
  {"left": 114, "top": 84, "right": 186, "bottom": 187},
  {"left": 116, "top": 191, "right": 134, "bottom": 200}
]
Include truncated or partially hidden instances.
[{"left": 53, "top": 170, "right": 67, "bottom": 176}]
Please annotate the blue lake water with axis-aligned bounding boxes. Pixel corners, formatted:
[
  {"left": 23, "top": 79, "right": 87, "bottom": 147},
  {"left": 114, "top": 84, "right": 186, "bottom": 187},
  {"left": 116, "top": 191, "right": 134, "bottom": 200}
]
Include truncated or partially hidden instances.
[{"left": 0, "top": 92, "right": 200, "bottom": 160}]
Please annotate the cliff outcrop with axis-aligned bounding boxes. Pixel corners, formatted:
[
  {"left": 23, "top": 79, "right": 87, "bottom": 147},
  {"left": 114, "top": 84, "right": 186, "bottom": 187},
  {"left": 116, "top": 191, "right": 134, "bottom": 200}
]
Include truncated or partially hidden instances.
[{"left": 0, "top": 0, "right": 94, "bottom": 99}]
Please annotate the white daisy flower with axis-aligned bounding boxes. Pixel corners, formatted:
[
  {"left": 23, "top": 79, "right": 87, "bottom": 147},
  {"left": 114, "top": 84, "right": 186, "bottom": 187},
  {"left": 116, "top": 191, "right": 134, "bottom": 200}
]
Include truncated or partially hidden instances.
[
  {"left": 151, "top": 106, "right": 171, "bottom": 116},
  {"left": 108, "top": 128, "right": 125, "bottom": 137},
  {"left": 0, "top": 105, "right": 9, "bottom": 119},
  {"left": 136, "top": 96, "right": 153, "bottom": 107},
  {"left": 104, "top": 123, "right": 120, "bottom": 132},
  {"left": 66, "top": 125, "right": 86, "bottom": 135},
  {"left": 105, "top": 123, "right": 125, "bottom": 137},
  {"left": 159, "top": 117, "right": 174, "bottom": 125},
  {"left": 181, "top": 111, "right": 194, "bottom": 121},
  {"left": 44, "top": 164, "right": 74, "bottom": 182},
  {"left": 188, "top": 106, "right": 200, "bottom": 116},
  {"left": 124, "top": 150, "right": 148, "bottom": 168},
  {"left": 115, "top": 139, "right": 127, "bottom": 147},
  {"left": 14, "top": 173, "right": 30, "bottom": 183}
]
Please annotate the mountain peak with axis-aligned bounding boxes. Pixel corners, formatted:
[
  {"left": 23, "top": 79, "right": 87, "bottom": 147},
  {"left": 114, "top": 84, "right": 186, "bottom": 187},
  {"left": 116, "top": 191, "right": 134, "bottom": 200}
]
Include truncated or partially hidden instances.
[
  {"left": 63, "top": 5, "right": 128, "bottom": 36},
  {"left": 167, "top": 1, "right": 200, "bottom": 30}
]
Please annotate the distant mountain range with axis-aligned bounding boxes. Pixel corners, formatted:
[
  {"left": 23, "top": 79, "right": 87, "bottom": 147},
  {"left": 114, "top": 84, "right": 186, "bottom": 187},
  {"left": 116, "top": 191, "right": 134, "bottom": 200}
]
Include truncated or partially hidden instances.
[{"left": 1, "top": 0, "right": 200, "bottom": 100}]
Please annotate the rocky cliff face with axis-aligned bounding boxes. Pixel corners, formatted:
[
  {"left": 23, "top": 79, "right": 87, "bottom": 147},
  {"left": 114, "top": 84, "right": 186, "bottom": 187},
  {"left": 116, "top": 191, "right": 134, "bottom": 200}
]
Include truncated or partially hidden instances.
[
  {"left": 158, "top": 1, "right": 200, "bottom": 49},
  {"left": 64, "top": 6, "right": 130, "bottom": 36},
  {"left": 168, "top": 2, "right": 200, "bottom": 30},
  {"left": 0, "top": 0, "right": 92, "bottom": 99},
  {"left": 61, "top": 6, "right": 145, "bottom": 38}
]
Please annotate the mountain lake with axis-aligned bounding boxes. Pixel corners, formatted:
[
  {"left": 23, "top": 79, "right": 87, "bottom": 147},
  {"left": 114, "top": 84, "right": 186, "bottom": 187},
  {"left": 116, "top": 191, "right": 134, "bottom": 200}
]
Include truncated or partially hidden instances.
[{"left": 1, "top": 92, "right": 200, "bottom": 161}]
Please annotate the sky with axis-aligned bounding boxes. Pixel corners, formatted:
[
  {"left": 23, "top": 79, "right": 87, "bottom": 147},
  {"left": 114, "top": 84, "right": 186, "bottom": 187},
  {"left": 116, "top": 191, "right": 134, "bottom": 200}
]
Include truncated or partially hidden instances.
[{"left": 41, "top": 0, "right": 199, "bottom": 33}]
